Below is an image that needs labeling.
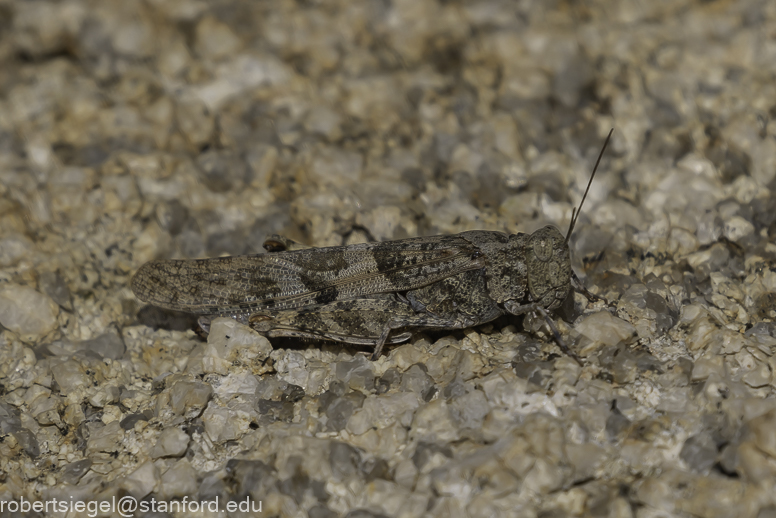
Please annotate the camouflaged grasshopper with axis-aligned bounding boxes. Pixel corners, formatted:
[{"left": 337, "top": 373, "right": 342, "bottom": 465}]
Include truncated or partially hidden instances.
[{"left": 132, "top": 130, "right": 613, "bottom": 363}]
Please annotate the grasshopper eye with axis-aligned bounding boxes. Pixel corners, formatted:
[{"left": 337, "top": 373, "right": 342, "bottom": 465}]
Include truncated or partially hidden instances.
[
  {"left": 533, "top": 235, "right": 554, "bottom": 261},
  {"left": 530, "top": 226, "right": 565, "bottom": 261}
]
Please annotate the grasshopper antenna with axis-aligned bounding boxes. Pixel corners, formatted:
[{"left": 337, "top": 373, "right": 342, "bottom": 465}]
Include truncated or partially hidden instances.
[{"left": 565, "top": 128, "right": 614, "bottom": 244}]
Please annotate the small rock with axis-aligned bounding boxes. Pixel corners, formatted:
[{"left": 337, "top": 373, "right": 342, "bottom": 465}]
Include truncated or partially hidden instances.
[
  {"left": 205, "top": 318, "right": 273, "bottom": 372},
  {"left": 280, "top": 382, "right": 305, "bottom": 403},
  {"left": 524, "top": 457, "right": 568, "bottom": 496},
  {"left": 170, "top": 380, "right": 213, "bottom": 418},
  {"left": 309, "top": 506, "right": 339, "bottom": 518},
  {"left": 86, "top": 421, "right": 124, "bottom": 454},
  {"left": 400, "top": 364, "right": 435, "bottom": 396},
  {"left": 683, "top": 307, "right": 718, "bottom": 353},
  {"left": 39, "top": 271, "right": 73, "bottom": 311},
  {"left": 409, "top": 399, "right": 458, "bottom": 443},
  {"left": 566, "top": 443, "right": 606, "bottom": 482},
  {"left": 256, "top": 399, "right": 294, "bottom": 425},
  {"left": 722, "top": 215, "right": 754, "bottom": 242},
  {"left": 0, "top": 402, "right": 22, "bottom": 433},
  {"left": 88, "top": 385, "right": 120, "bottom": 408},
  {"left": 159, "top": 459, "right": 199, "bottom": 499},
  {"left": 176, "top": 96, "right": 214, "bottom": 149},
  {"left": 376, "top": 369, "right": 401, "bottom": 394},
  {"left": 14, "top": 428, "right": 40, "bottom": 457},
  {"left": 119, "top": 389, "right": 150, "bottom": 412},
  {"left": 325, "top": 391, "right": 366, "bottom": 432},
  {"left": 213, "top": 371, "right": 260, "bottom": 397},
  {"left": 151, "top": 427, "right": 190, "bottom": 458},
  {"left": 336, "top": 356, "right": 375, "bottom": 392},
  {"left": 309, "top": 147, "right": 363, "bottom": 188},
  {"left": 51, "top": 360, "right": 90, "bottom": 396},
  {"left": 448, "top": 389, "right": 490, "bottom": 429},
  {"left": 305, "top": 106, "right": 343, "bottom": 141},
  {"left": 691, "top": 356, "right": 725, "bottom": 382},
  {"left": 225, "top": 459, "right": 276, "bottom": 498},
  {"left": 246, "top": 144, "right": 279, "bottom": 190},
  {"left": 680, "top": 432, "right": 717, "bottom": 473},
  {"left": 119, "top": 412, "right": 150, "bottom": 430},
  {"left": 746, "top": 409, "right": 776, "bottom": 459},
  {"left": 393, "top": 458, "right": 418, "bottom": 490},
  {"left": 194, "top": 15, "right": 243, "bottom": 60},
  {"left": 330, "top": 441, "right": 363, "bottom": 479},
  {"left": 552, "top": 52, "right": 593, "bottom": 107},
  {"left": 78, "top": 329, "right": 126, "bottom": 360},
  {"left": 29, "top": 394, "right": 63, "bottom": 426},
  {"left": 343, "top": 507, "right": 393, "bottom": 518},
  {"left": 605, "top": 406, "right": 631, "bottom": 441},
  {"left": 513, "top": 361, "right": 550, "bottom": 387},
  {"left": 0, "top": 234, "right": 34, "bottom": 267},
  {"left": 256, "top": 377, "right": 302, "bottom": 401},
  {"left": 576, "top": 311, "right": 637, "bottom": 352},
  {"left": 356, "top": 205, "right": 408, "bottom": 242},
  {"left": 197, "top": 150, "right": 248, "bottom": 194},
  {"left": 120, "top": 461, "right": 159, "bottom": 499},
  {"left": 743, "top": 363, "right": 772, "bottom": 388},
  {"left": 0, "top": 283, "right": 59, "bottom": 339},
  {"left": 347, "top": 392, "right": 421, "bottom": 435},
  {"left": 413, "top": 442, "right": 452, "bottom": 472},
  {"left": 203, "top": 404, "right": 247, "bottom": 443},
  {"left": 60, "top": 459, "right": 92, "bottom": 485},
  {"left": 112, "top": 16, "right": 154, "bottom": 58},
  {"left": 274, "top": 351, "right": 311, "bottom": 389},
  {"left": 155, "top": 199, "right": 190, "bottom": 236},
  {"left": 63, "top": 403, "right": 85, "bottom": 427}
]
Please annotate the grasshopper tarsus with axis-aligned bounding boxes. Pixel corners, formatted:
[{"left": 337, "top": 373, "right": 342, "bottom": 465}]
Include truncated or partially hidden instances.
[
  {"left": 197, "top": 316, "right": 211, "bottom": 335},
  {"left": 571, "top": 271, "right": 608, "bottom": 305},
  {"left": 535, "top": 306, "right": 583, "bottom": 366},
  {"left": 263, "top": 234, "right": 310, "bottom": 252},
  {"left": 370, "top": 318, "right": 402, "bottom": 360}
]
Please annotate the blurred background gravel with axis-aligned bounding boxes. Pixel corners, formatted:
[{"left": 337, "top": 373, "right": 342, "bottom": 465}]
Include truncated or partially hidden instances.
[{"left": 1, "top": 0, "right": 776, "bottom": 516}]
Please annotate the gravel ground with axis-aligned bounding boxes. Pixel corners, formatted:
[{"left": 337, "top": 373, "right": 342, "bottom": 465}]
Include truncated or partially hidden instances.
[{"left": 1, "top": 0, "right": 775, "bottom": 517}]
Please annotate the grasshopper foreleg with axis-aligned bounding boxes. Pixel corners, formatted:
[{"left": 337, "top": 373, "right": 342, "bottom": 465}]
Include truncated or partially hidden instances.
[
  {"left": 571, "top": 271, "right": 607, "bottom": 305},
  {"left": 504, "top": 300, "right": 583, "bottom": 365}
]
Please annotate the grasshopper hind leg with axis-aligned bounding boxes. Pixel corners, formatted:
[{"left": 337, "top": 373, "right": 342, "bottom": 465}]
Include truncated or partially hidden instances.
[
  {"left": 248, "top": 297, "right": 453, "bottom": 359},
  {"left": 247, "top": 269, "right": 507, "bottom": 360}
]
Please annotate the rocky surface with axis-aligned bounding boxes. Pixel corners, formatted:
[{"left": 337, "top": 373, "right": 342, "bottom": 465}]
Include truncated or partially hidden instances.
[{"left": 1, "top": 0, "right": 775, "bottom": 516}]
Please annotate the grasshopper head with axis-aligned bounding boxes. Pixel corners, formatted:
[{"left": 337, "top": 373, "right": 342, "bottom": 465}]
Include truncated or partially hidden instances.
[{"left": 526, "top": 225, "right": 571, "bottom": 310}]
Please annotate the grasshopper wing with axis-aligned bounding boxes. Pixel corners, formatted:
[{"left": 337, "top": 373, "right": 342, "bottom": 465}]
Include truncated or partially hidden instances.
[{"left": 131, "top": 235, "right": 486, "bottom": 318}]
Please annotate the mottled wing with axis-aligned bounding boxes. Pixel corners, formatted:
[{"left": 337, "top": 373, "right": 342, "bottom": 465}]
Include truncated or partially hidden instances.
[{"left": 131, "top": 235, "right": 485, "bottom": 317}]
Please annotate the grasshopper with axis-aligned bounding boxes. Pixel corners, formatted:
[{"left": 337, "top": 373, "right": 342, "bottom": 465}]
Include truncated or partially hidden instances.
[{"left": 131, "top": 130, "right": 613, "bottom": 362}]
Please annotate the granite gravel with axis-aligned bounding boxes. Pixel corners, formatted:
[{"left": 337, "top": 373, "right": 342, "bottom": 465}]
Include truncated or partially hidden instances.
[{"left": 1, "top": 0, "right": 776, "bottom": 517}]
